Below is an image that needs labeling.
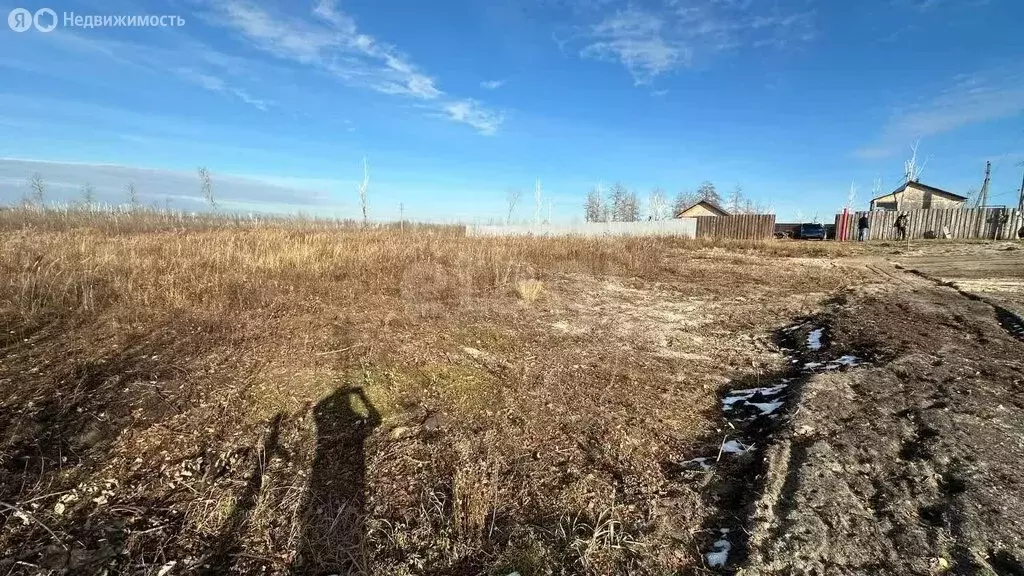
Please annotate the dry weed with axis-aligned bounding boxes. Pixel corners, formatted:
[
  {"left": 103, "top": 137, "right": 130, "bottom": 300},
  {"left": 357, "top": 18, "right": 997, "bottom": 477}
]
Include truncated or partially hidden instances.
[{"left": 515, "top": 279, "right": 544, "bottom": 302}]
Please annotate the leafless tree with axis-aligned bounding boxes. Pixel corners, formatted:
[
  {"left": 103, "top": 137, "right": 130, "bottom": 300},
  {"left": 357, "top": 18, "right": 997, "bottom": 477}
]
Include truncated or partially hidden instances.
[
  {"left": 647, "top": 187, "right": 669, "bottom": 220},
  {"left": 585, "top": 186, "right": 605, "bottom": 222},
  {"left": 728, "top": 185, "right": 743, "bottom": 213},
  {"left": 846, "top": 181, "right": 857, "bottom": 211},
  {"left": 672, "top": 190, "right": 693, "bottom": 216},
  {"left": 80, "top": 183, "right": 96, "bottom": 208},
  {"left": 28, "top": 173, "right": 46, "bottom": 206},
  {"left": 506, "top": 188, "right": 522, "bottom": 224},
  {"left": 609, "top": 183, "right": 639, "bottom": 222},
  {"left": 126, "top": 182, "right": 139, "bottom": 208},
  {"left": 696, "top": 181, "right": 721, "bottom": 205},
  {"left": 903, "top": 140, "right": 929, "bottom": 183},
  {"left": 197, "top": 167, "right": 216, "bottom": 208},
  {"left": 964, "top": 187, "right": 979, "bottom": 206},
  {"left": 358, "top": 157, "right": 369, "bottom": 225}
]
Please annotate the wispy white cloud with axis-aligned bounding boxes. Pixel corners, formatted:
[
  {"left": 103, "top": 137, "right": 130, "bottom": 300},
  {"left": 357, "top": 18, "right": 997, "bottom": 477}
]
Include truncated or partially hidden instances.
[
  {"left": 440, "top": 100, "right": 504, "bottom": 135},
  {"left": 575, "top": 0, "right": 815, "bottom": 84},
  {"left": 893, "top": 0, "right": 992, "bottom": 11},
  {"left": 206, "top": 0, "right": 503, "bottom": 133},
  {"left": 480, "top": 79, "right": 507, "bottom": 90},
  {"left": 27, "top": 31, "right": 276, "bottom": 114},
  {"left": 855, "top": 72, "right": 1024, "bottom": 158},
  {"left": 175, "top": 68, "right": 271, "bottom": 111},
  {"left": 582, "top": 8, "right": 685, "bottom": 84}
]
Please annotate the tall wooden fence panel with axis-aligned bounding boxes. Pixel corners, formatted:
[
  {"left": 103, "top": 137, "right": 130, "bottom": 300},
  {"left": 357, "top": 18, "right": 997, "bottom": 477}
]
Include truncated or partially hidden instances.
[
  {"left": 834, "top": 208, "right": 1023, "bottom": 241},
  {"left": 694, "top": 214, "right": 776, "bottom": 240}
]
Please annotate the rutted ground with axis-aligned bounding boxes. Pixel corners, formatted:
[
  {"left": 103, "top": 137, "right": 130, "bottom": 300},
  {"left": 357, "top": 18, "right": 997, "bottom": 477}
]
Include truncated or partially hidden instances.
[{"left": 741, "top": 258, "right": 1024, "bottom": 575}]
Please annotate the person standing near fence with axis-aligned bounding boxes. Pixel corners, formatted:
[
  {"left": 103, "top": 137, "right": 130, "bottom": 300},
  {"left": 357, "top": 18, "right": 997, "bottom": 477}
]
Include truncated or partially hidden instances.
[
  {"left": 894, "top": 213, "right": 908, "bottom": 241},
  {"left": 857, "top": 215, "right": 869, "bottom": 241}
]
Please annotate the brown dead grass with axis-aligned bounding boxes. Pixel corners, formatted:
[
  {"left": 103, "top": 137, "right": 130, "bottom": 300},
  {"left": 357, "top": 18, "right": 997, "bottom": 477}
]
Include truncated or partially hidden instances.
[{"left": 0, "top": 207, "right": 865, "bottom": 575}]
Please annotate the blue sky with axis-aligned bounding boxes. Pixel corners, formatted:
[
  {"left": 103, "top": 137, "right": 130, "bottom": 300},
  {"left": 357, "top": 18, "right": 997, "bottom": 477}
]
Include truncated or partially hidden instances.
[{"left": 1, "top": 0, "right": 1023, "bottom": 222}]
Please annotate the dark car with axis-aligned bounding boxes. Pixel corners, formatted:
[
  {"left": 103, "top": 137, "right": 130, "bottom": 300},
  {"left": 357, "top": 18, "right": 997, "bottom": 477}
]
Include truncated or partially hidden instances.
[{"left": 797, "top": 223, "right": 826, "bottom": 240}]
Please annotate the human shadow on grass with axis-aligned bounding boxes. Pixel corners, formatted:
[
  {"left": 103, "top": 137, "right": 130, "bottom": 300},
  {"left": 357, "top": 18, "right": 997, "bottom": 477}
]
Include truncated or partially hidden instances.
[
  {"left": 204, "top": 412, "right": 287, "bottom": 574},
  {"left": 292, "top": 387, "right": 381, "bottom": 574}
]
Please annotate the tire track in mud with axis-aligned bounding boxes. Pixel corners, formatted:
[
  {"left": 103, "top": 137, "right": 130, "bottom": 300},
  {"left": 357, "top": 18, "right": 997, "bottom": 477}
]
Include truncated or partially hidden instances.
[
  {"left": 671, "top": 308, "right": 869, "bottom": 573},
  {"left": 737, "top": 275, "right": 1024, "bottom": 576},
  {"left": 897, "top": 265, "right": 1024, "bottom": 343},
  {"left": 677, "top": 263, "right": 1022, "bottom": 573}
]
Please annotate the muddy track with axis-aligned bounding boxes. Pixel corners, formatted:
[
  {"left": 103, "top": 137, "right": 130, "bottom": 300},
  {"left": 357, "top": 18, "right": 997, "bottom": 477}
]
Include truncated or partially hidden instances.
[
  {"left": 735, "top": 266, "right": 1024, "bottom": 575},
  {"left": 679, "top": 304, "right": 875, "bottom": 573},
  {"left": 897, "top": 264, "right": 1024, "bottom": 343}
]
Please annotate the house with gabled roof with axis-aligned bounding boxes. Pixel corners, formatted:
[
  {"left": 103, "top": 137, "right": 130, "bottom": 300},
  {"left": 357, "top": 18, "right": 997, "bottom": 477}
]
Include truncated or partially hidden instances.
[
  {"left": 869, "top": 180, "right": 968, "bottom": 211},
  {"left": 675, "top": 199, "right": 731, "bottom": 218}
]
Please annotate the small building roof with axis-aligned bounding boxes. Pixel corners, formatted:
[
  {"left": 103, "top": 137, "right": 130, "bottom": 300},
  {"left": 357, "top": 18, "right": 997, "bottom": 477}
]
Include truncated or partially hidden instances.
[
  {"left": 870, "top": 180, "right": 968, "bottom": 203},
  {"left": 675, "top": 199, "right": 731, "bottom": 217}
]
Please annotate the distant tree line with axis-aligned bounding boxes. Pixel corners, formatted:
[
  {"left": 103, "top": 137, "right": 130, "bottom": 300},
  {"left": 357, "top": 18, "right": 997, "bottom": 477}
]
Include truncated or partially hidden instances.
[{"left": 584, "top": 181, "right": 767, "bottom": 222}]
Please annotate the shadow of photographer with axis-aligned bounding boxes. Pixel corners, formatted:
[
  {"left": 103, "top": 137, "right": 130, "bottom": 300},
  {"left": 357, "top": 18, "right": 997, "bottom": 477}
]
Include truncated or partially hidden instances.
[{"left": 293, "top": 387, "right": 382, "bottom": 574}]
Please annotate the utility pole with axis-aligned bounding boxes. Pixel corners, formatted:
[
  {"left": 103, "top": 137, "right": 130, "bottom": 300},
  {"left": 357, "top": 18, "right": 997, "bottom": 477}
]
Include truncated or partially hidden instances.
[
  {"left": 399, "top": 202, "right": 405, "bottom": 231},
  {"left": 976, "top": 161, "right": 991, "bottom": 208},
  {"left": 1017, "top": 165, "right": 1024, "bottom": 212}
]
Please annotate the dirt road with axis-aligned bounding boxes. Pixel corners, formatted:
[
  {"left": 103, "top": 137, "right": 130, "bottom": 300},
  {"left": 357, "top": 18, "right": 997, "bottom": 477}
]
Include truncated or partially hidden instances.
[{"left": 738, "top": 247, "right": 1024, "bottom": 575}]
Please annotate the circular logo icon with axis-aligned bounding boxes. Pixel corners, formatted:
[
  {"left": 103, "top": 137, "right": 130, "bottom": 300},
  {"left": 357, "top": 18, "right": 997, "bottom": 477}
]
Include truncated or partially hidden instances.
[
  {"left": 33, "top": 7, "right": 57, "bottom": 32},
  {"left": 8, "top": 7, "right": 32, "bottom": 32}
]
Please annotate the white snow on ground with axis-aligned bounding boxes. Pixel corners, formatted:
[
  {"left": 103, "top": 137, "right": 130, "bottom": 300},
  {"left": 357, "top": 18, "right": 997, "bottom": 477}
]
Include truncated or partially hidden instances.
[
  {"left": 826, "top": 355, "right": 862, "bottom": 368},
  {"left": 749, "top": 401, "right": 784, "bottom": 415},
  {"left": 807, "top": 328, "right": 824, "bottom": 350},
  {"left": 705, "top": 531, "right": 732, "bottom": 567},
  {"left": 721, "top": 439, "right": 754, "bottom": 454},
  {"left": 806, "top": 356, "right": 863, "bottom": 371},
  {"left": 722, "top": 383, "right": 788, "bottom": 410},
  {"left": 682, "top": 457, "right": 713, "bottom": 471}
]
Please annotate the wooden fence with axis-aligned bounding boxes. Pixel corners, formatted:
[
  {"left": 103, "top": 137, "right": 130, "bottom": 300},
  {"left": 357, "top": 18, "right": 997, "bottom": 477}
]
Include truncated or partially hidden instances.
[
  {"left": 694, "top": 214, "right": 776, "bottom": 240},
  {"left": 834, "top": 208, "right": 1024, "bottom": 242}
]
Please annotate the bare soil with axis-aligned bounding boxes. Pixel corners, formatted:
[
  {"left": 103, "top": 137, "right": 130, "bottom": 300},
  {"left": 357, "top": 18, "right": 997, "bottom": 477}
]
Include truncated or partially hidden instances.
[{"left": 742, "top": 244, "right": 1024, "bottom": 576}]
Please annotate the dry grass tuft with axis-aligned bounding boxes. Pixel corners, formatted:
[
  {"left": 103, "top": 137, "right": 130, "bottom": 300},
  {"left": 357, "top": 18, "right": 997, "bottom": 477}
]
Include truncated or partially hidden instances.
[{"left": 515, "top": 279, "right": 544, "bottom": 302}]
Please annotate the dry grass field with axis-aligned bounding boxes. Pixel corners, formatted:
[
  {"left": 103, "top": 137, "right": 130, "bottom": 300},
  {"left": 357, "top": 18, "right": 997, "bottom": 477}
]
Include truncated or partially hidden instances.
[{"left": 0, "top": 207, "right": 902, "bottom": 575}]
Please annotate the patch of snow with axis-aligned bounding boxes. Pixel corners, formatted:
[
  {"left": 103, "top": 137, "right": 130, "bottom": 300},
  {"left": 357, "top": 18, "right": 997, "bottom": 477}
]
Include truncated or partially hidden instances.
[
  {"left": 807, "top": 328, "right": 824, "bottom": 350},
  {"left": 722, "top": 393, "right": 755, "bottom": 410},
  {"left": 721, "top": 439, "right": 754, "bottom": 454},
  {"left": 705, "top": 536, "right": 732, "bottom": 568},
  {"left": 749, "top": 401, "right": 784, "bottom": 415},
  {"left": 682, "top": 457, "right": 713, "bottom": 471},
  {"left": 803, "top": 361, "right": 824, "bottom": 370},
  {"left": 722, "top": 383, "right": 788, "bottom": 412},
  {"left": 825, "top": 355, "right": 862, "bottom": 370}
]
